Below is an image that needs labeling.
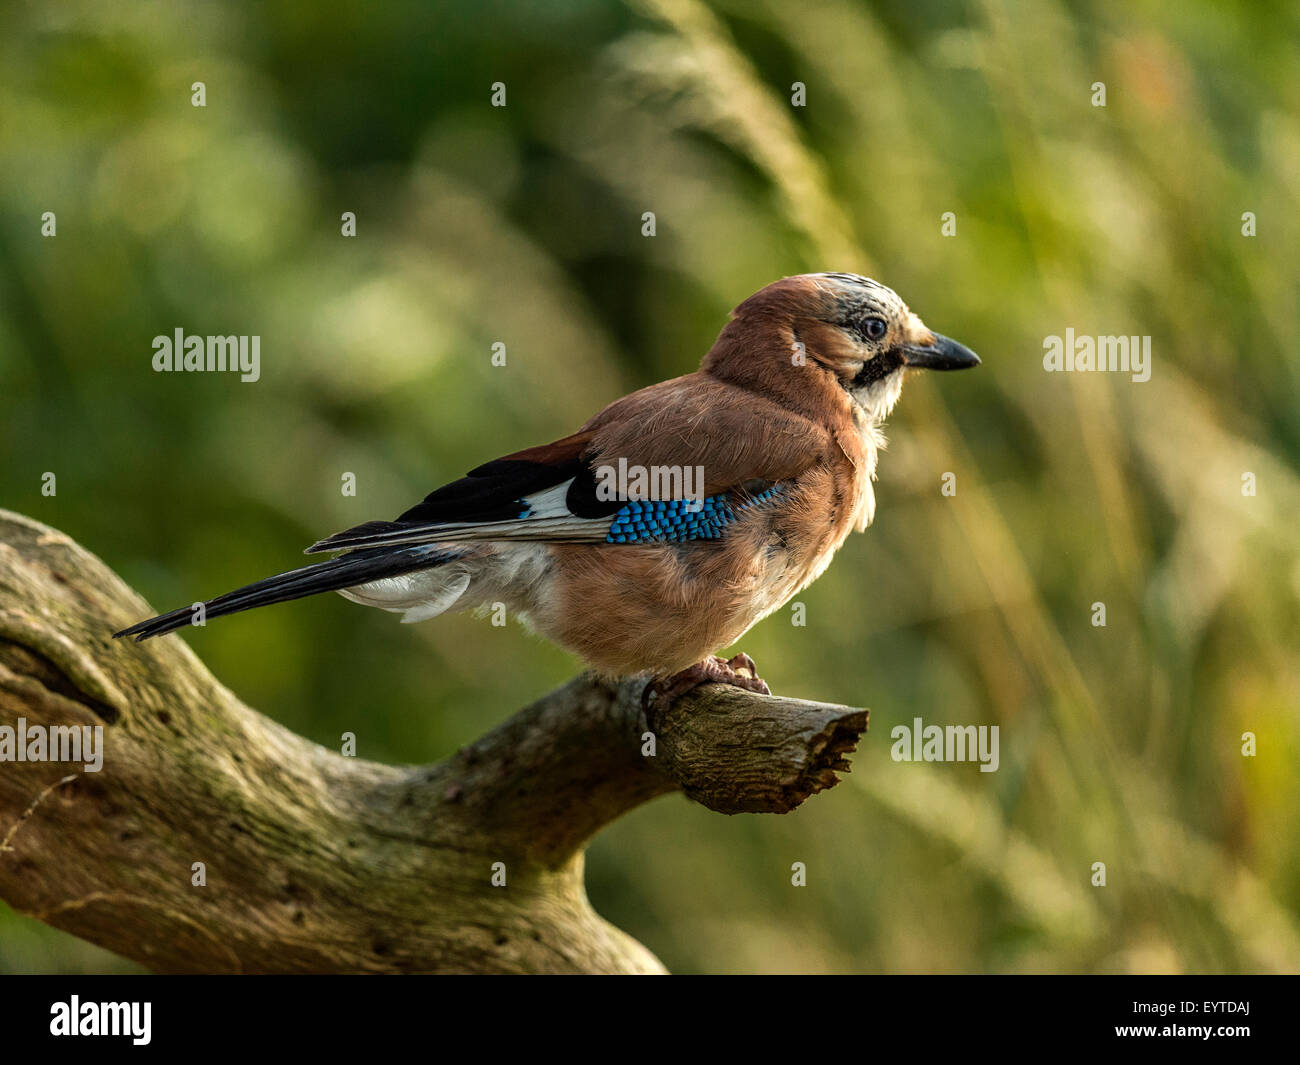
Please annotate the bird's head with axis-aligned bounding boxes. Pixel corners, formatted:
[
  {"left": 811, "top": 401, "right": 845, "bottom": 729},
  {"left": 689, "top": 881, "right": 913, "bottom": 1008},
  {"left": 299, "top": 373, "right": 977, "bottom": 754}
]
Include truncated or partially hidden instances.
[{"left": 702, "top": 272, "right": 980, "bottom": 425}]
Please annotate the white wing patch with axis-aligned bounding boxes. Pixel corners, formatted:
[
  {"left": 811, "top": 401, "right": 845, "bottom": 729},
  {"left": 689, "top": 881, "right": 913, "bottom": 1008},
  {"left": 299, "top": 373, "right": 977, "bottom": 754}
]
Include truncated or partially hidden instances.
[{"left": 518, "top": 481, "right": 577, "bottom": 519}]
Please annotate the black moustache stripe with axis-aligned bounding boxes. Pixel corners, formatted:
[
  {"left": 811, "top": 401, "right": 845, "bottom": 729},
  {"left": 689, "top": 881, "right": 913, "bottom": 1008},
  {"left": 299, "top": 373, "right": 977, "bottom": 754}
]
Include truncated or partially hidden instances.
[{"left": 851, "top": 349, "right": 904, "bottom": 389}]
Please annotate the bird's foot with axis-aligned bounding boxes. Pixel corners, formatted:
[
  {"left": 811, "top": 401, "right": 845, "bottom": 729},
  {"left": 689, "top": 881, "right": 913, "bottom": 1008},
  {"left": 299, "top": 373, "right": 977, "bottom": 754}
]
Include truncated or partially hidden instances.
[{"left": 642, "top": 652, "right": 772, "bottom": 719}]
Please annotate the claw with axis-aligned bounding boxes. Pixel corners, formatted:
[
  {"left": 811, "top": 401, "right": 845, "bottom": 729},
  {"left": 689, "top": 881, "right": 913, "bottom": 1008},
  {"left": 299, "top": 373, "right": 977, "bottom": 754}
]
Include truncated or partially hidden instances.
[{"left": 643, "top": 652, "right": 772, "bottom": 722}]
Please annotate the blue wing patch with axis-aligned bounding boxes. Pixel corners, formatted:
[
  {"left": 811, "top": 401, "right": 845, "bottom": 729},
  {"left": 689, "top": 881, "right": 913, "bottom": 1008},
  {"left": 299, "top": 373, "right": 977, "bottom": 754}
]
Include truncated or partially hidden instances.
[{"left": 605, "top": 485, "right": 784, "bottom": 544}]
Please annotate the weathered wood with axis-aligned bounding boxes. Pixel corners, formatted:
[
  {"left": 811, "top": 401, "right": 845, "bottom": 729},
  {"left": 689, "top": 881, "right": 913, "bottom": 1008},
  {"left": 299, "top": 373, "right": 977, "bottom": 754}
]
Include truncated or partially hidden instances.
[{"left": 0, "top": 510, "right": 867, "bottom": 973}]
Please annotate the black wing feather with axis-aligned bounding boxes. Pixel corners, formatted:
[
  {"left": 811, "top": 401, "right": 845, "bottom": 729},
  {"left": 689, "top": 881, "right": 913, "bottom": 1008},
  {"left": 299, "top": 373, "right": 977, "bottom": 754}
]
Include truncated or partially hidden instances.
[{"left": 307, "top": 436, "right": 619, "bottom": 554}]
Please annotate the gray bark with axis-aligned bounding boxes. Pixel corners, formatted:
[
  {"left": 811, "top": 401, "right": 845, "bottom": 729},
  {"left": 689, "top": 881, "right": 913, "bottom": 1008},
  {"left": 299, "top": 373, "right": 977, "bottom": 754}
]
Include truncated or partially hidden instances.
[{"left": 0, "top": 510, "right": 867, "bottom": 973}]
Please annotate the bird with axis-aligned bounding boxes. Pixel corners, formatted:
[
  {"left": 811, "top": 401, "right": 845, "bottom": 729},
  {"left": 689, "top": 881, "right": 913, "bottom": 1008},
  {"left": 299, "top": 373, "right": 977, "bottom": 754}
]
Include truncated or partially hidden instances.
[{"left": 115, "top": 273, "right": 979, "bottom": 708}]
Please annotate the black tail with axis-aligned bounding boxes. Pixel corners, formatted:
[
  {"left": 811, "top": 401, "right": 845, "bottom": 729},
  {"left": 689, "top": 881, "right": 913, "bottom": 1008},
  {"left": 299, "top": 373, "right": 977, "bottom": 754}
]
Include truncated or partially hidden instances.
[{"left": 113, "top": 545, "right": 458, "bottom": 642}]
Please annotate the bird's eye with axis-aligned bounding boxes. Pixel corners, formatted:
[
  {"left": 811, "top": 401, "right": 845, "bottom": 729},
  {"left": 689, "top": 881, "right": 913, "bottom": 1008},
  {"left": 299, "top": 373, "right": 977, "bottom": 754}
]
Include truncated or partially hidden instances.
[{"left": 861, "top": 317, "right": 888, "bottom": 341}]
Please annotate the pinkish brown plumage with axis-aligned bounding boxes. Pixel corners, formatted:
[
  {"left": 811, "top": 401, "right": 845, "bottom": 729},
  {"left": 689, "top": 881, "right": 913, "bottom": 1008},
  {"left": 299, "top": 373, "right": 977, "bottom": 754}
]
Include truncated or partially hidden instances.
[{"left": 116, "top": 274, "right": 980, "bottom": 703}]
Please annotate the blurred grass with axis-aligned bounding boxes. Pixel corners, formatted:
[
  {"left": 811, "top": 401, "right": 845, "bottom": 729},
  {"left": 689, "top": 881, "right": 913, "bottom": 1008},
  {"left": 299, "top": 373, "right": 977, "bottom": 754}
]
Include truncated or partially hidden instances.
[{"left": 2, "top": 0, "right": 1298, "bottom": 973}]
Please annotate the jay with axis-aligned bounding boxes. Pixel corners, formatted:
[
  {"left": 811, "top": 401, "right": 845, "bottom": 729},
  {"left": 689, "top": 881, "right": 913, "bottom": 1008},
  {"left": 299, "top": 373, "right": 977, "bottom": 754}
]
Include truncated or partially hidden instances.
[{"left": 116, "top": 273, "right": 979, "bottom": 705}]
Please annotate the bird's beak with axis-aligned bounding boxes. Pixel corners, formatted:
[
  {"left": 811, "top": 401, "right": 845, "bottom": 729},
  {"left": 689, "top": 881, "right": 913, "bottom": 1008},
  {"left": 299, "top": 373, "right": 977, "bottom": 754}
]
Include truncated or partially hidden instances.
[{"left": 901, "top": 333, "right": 981, "bottom": 371}]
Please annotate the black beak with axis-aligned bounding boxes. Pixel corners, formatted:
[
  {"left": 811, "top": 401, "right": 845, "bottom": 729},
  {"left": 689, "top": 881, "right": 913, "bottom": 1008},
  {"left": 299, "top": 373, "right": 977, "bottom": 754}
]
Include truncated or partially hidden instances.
[{"left": 901, "top": 333, "right": 981, "bottom": 371}]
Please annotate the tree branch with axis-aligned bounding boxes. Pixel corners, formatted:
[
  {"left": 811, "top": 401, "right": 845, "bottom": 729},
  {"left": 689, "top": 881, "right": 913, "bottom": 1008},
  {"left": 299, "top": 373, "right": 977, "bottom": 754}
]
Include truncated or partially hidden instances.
[{"left": 0, "top": 510, "right": 867, "bottom": 973}]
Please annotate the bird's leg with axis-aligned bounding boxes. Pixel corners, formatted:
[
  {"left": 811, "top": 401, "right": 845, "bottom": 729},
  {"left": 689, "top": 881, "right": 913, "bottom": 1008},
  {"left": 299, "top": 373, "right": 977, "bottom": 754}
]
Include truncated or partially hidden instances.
[
  {"left": 642, "top": 652, "right": 772, "bottom": 718},
  {"left": 721, "top": 652, "right": 769, "bottom": 692}
]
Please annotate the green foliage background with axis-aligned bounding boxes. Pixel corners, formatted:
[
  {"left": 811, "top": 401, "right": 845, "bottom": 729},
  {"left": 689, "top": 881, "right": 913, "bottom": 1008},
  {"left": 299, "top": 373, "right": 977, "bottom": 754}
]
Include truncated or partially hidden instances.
[{"left": 1, "top": 0, "right": 1297, "bottom": 973}]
